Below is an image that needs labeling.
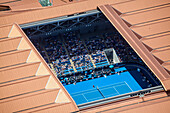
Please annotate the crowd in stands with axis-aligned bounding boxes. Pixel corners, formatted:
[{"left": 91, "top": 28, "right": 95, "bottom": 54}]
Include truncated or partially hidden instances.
[
  {"left": 64, "top": 32, "right": 88, "bottom": 57},
  {"left": 59, "top": 62, "right": 160, "bottom": 89},
  {"left": 85, "top": 36, "right": 106, "bottom": 54},
  {"left": 58, "top": 66, "right": 114, "bottom": 85},
  {"left": 92, "top": 50, "right": 109, "bottom": 67},
  {"left": 25, "top": 10, "right": 161, "bottom": 92},
  {"left": 103, "top": 32, "right": 141, "bottom": 62},
  {"left": 72, "top": 55, "right": 93, "bottom": 71},
  {"left": 42, "top": 36, "right": 74, "bottom": 75},
  {"left": 64, "top": 31, "right": 94, "bottom": 72},
  {"left": 31, "top": 29, "right": 143, "bottom": 79},
  {"left": 44, "top": 37, "right": 67, "bottom": 61},
  {"left": 53, "top": 58, "right": 74, "bottom": 75}
]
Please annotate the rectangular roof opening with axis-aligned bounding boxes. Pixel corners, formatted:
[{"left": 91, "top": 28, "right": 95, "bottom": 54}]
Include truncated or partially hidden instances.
[{"left": 22, "top": 9, "right": 163, "bottom": 108}]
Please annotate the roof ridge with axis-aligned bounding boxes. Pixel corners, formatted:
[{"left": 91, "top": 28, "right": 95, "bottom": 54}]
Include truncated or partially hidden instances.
[
  {"left": 0, "top": 62, "right": 40, "bottom": 72},
  {"left": 16, "top": 102, "right": 72, "bottom": 113},
  {"left": 0, "top": 49, "right": 31, "bottom": 57},
  {"left": 0, "top": 75, "right": 50, "bottom": 87},
  {"left": 0, "top": 88, "right": 60, "bottom": 104},
  {"left": 0, "top": 36, "right": 22, "bottom": 42}
]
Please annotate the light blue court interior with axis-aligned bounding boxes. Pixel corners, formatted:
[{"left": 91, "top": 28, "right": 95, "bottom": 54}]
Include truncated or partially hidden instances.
[{"left": 64, "top": 67, "right": 142, "bottom": 105}]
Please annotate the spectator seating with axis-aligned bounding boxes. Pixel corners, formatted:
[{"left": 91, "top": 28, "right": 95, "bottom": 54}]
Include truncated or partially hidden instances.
[
  {"left": 64, "top": 32, "right": 88, "bottom": 57},
  {"left": 44, "top": 37, "right": 66, "bottom": 61},
  {"left": 72, "top": 54, "right": 93, "bottom": 71},
  {"left": 92, "top": 50, "right": 109, "bottom": 67},
  {"left": 53, "top": 58, "right": 74, "bottom": 75},
  {"left": 85, "top": 36, "right": 107, "bottom": 54},
  {"left": 31, "top": 31, "right": 143, "bottom": 78}
]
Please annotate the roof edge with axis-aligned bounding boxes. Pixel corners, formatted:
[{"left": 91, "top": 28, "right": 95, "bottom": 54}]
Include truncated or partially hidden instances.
[
  {"left": 98, "top": 4, "right": 169, "bottom": 90},
  {"left": 13, "top": 23, "right": 79, "bottom": 111}
]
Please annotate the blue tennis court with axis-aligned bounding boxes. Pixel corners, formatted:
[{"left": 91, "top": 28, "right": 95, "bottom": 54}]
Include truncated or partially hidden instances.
[{"left": 65, "top": 67, "right": 142, "bottom": 105}]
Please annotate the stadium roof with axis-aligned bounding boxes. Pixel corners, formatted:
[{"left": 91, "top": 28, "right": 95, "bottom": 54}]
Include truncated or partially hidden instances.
[
  {"left": 0, "top": 0, "right": 169, "bottom": 112},
  {"left": 0, "top": 23, "right": 78, "bottom": 112},
  {"left": 98, "top": 4, "right": 170, "bottom": 90}
]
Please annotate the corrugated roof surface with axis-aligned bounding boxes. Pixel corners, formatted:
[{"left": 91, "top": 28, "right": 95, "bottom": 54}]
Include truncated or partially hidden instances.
[
  {"left": 0, "top": 0, "right": 170, "bottom": 112},
  {"left": 100, "top": 96, "right": 170, "bottom": 113},
  {"left": 98, "top": 0, "right": 170, "bottom": 91},
  {"left": 80, "top": 91, "right": 169, "bottom": 113},
  {"left": 0, "top": 23, "right": 78, "bottom": 113},
  {"left": 0, "top": 0, "right": 130, "bottom": 26}
]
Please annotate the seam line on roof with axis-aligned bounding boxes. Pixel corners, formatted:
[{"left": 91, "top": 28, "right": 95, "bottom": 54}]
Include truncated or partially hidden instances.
[
  {"left": 162, "top": 62, "right": 170, "bottom": 66},
  {"left": 23, "top": 102, "right": 72, "bottom": 113},
  {"left": 0, "top": 62, "right": 26, "bottom": 70},
  {"left": 122, "top": 3, "right": 170, "bottom": 14},
  {"left": 121, "top": 5, "right": 170, "bottom": 16},
  {"left": 0, "top": 88, "right": 59, "bottom": 105},
  {"left": 0, "top": 49, "right": 31, "bottom": 57},
  {"left": 0, "top": 49, "right": 16, "bottom": 55},
  {"left": 14, "top": 102, "right": 72, "bottom": 113},
  {"left": 0, "top": 75, "right": 50, "bottom": 88},
  {"left": 0, "top": 62, "right": 40, "bottom": 72},
  {"left": 152, "top": 45, "right": 170, "bottom": 51},
  {"left": 0, "top": 75, "right": 35, "bottom": 85},
  {"left": 164, "top": 60, "right": 170, "bottom": 63},
  {"left": 141, "top": 33, "right": 170, "bottom": 41},
  {"left": 0, "top": 88, "right": 44, "bottom": 101},
  {"left": 131, "top": 18, "right": 170, "bottom": 29},
  {"left": 98, "top": 96, "right": 168, "bottom": 113},
  {"left": 97, "top": 102, "right": 138, "bottom": 113},
  {"left": 152, "top": 47, "right": 170, "bottom": 53},
  {"left": 0, "top": 37, "right": 8, "bottom": 40},
  {"left": 0, "top": 37, "right": 21, "bottom": 42},
  {"left": 143, "top": 31, "right": 170, "bottom": 38},
  {"left": 14, "top": 102, "right": 55, "bottom": 113},
  {"left": 132, "top": 17, "right": 170, "bottom": 27},
  {"left": 0, "top": 0, "right": 22, "bottom": 5},
  {"left": 61, "top": 0, "right": 67, "bottom": 3}
]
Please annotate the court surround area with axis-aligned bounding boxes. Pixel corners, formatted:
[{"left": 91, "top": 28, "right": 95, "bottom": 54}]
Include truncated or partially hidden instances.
[{"left": 65, "top": 67, "right": 142, "bottom": 105}]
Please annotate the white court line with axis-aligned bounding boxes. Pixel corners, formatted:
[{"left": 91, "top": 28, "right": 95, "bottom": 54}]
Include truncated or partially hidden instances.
[
  {"left": 71, "top": 82, "right": 125, "bottom": 95},
  {"left": 87, "top": 96, "right": 103, "bottom": 101},
  {"left": 98, "top": 83, "right": 127, "bottom": 91},
  {"left": 104, "top": 93, "right": 118, "bottom": 97},
  {"left": 83, "top": 90, "right": 99, "bottom": 95},
  {"left": 124, "top": 81, "right": 133, "bottom": 92},
  {"left": 72, "top": 93, "right": 88, "bottom": 102},
  {"left": 72, "top": 93, "right": 84, "bottom": 97},
  {"left": 99, "top": 82, "right": 126, "bottom": 90},
  {"left": 100, "top": 86, "right": 114, "bottom": 90},
  {"left": 71, "top": 88, "right": 96, "bottom": 95},
  {"left": 82, "top": 94, "right": 88, "bottom": 102},
  {"left": 100, "top": 82, "right": 125, "bottom": 88},
  {"left": 112, "top": 86, "right": 120, "bottom": 94}
]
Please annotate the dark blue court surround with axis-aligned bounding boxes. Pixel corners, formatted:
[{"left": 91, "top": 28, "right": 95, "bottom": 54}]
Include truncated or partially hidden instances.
[{"left": 65, "top": 67, "right": 142, "bottom": 105}]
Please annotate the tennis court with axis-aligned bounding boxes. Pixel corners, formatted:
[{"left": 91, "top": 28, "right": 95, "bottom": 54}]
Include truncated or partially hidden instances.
[{"left": 65, "top": 67, "right": 142, "bottom": 105}]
